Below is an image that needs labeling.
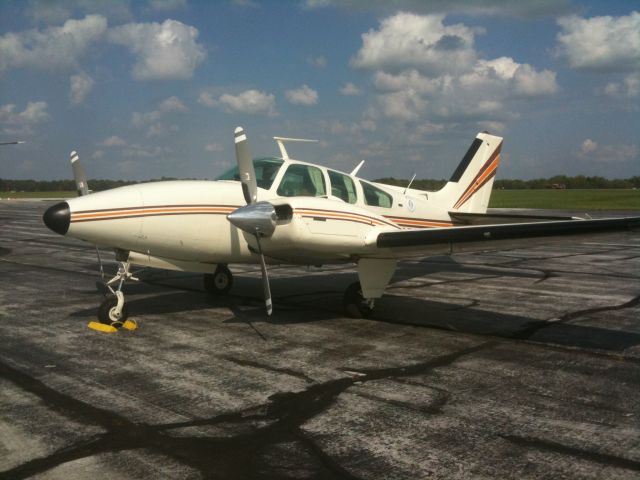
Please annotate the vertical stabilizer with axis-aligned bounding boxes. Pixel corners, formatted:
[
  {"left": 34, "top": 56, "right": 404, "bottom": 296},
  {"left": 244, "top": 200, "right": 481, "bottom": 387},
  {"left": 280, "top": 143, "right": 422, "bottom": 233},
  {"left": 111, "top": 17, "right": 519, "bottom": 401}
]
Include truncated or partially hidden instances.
[{"left": 432, "top": 132, "right": 503, "bottom": 214}]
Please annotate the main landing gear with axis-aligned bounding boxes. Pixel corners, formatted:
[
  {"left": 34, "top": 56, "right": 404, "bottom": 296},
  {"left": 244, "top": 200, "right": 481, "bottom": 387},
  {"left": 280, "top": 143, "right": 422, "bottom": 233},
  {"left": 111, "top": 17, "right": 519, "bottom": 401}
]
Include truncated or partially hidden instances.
[
  {"left": 203, "top": 265, "right": 233, "bottom": 295},
  {"left": 343, "top": 281, "right": 374, "bottom": 319},
  {"left": 97, "top": 260, "right": 138, "bottom": 327}
]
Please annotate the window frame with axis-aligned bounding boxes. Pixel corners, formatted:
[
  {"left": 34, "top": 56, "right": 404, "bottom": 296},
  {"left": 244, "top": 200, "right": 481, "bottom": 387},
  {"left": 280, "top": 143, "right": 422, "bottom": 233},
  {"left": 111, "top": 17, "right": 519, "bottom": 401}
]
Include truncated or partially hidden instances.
[
  {"left": 328, "top": 169, "right": 358, "bottom": 204},
  {"left": 360, "top": 180, "right": 393, "bottom": 208},
  {"left": 276, "top": 163, "right": 328, "bottom": 198}
]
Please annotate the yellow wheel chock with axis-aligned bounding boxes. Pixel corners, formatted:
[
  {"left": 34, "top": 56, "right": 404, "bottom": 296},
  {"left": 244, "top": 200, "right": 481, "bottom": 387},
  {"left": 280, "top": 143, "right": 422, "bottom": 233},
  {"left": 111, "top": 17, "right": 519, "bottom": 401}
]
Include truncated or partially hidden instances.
[{"left": 87, "top": 318, "right": 137, "bottom": 333}]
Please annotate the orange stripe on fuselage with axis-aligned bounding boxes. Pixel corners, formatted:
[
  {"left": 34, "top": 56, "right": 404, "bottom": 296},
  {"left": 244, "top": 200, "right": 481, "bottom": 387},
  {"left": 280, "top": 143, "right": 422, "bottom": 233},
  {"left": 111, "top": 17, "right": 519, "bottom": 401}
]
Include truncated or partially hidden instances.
[
  {"left": 71, "top": 205, "right": 237, "bottom": 222},
  {"left": 385, "top": 217, "right": 453, "bottom": 228},
  {"left": 295, "top": 208, "right": 390, "bottom": 227}
]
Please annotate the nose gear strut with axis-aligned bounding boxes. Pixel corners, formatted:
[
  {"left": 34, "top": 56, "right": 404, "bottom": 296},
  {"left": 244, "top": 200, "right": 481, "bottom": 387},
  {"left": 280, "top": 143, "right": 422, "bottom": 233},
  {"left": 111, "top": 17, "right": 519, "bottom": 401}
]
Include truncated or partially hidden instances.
[{"left": 94, "top": 260, "right": 138, "bottom": 330}]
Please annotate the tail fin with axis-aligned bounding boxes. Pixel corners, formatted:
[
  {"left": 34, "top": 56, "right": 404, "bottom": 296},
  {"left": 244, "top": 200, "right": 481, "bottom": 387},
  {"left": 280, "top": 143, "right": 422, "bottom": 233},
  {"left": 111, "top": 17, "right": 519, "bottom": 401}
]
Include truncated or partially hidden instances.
[{"left": 433, "top": 132, "right": 503, "bottom": 214}]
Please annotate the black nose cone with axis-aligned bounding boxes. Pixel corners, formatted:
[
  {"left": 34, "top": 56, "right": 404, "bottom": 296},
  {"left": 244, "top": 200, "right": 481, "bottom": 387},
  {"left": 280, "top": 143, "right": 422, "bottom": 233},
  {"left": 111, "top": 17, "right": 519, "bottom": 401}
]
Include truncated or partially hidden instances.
[{"left": 43, "top": 201, "right": 70, "bottom": 235}]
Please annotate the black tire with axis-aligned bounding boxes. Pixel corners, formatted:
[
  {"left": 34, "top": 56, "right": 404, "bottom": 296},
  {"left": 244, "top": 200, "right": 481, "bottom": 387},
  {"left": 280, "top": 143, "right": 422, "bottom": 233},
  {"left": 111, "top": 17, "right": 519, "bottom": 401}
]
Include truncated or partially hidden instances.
[
  {"left": 204, "top": 265, "right": 233, "bottom": 295},
  {"left": 343, "top": 281, "right": 374, "bottom": 319},
  {"left": 98, "top": 296, "right": 128, "bottom": 326}
]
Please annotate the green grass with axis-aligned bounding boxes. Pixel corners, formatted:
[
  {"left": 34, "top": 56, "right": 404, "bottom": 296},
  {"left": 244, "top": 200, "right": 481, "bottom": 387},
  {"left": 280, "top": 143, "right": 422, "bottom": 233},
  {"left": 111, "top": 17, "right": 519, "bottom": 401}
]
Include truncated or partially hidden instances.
[
  {"left": 489, "top": 189, "right": 640, "bottom": 210},
  {"left": 1, "top": 191, "right": 77, "bottom": 199}
]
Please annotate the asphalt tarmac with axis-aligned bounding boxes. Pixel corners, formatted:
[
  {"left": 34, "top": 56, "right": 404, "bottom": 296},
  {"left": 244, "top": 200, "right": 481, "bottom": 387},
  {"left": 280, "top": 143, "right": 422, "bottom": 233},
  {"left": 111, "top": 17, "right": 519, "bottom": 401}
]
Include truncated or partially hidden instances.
[{"left": 1, "top": 199, "right": 639, "bottom": 479}]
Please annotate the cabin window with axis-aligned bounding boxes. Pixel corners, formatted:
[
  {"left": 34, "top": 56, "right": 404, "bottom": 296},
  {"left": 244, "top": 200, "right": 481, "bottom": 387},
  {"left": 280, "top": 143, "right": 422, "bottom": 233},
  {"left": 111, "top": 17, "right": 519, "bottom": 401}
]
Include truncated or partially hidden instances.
[
  {"left": 277, "top": 164, "right": 327, "bottom": 197},
  {"left": 216, "top": 158, "right": 284, "bottom": 190},
  {"left": 361, "top": 181, "right": 393, "bottom": 208},
  {"left": 328, "top": 170, "right": 357, "bottom": 204}
]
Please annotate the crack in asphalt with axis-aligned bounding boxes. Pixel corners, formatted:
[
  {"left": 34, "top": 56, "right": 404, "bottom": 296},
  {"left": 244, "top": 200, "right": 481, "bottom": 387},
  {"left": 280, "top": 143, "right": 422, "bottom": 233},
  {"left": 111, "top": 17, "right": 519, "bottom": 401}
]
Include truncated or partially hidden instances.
[
  {"left": 221, "top": 356, "right": 315, "bottom": 384},
  {"left": 0, "top": 342, "right": 492, "bottom": 479},
  {"left": 509, "top": 293, "right": 640, "bottom": 341},
  {"left": 501, "top": 434, "right": 640, "bottom": 472}
]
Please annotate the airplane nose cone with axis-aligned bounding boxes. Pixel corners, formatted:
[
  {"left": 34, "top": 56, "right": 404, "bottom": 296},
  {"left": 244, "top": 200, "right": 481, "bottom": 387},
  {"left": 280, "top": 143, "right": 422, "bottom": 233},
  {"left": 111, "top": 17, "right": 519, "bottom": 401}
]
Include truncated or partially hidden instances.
[{"left": 43, "top": 201, "right": 70, "bottom": 235}]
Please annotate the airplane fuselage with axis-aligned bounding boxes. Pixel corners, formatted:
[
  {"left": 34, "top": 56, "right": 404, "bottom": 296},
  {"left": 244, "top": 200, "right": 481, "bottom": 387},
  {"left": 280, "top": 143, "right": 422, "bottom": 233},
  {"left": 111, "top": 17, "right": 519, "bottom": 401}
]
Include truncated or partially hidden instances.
[{"left": 53, "top": 157, "right": 463, "bottom": 271}]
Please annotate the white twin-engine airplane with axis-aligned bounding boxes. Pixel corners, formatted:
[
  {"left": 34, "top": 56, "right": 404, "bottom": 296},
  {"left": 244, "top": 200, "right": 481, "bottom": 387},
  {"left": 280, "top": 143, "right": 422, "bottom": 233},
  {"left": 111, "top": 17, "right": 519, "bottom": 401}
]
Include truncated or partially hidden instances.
[{"left": 43, "top": 127, "right": 639, "bottom": 327}]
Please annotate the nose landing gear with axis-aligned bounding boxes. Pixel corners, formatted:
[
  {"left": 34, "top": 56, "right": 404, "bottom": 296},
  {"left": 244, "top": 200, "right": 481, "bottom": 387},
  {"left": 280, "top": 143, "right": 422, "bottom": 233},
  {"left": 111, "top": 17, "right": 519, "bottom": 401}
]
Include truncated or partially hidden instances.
[{"left": 93, "top": 260, "right": 138, "bottom": 331}]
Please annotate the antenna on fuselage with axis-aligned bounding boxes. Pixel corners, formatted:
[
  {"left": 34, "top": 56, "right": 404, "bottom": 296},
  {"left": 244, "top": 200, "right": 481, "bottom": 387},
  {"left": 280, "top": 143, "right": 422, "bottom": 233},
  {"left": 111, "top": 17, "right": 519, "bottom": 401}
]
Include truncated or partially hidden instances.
[
  {"left": 273, "top": 136, "right": 318, "bottom": 160},
  {"left": 403, "top": 173, "right": 417, "bottom": 195},
  {"left": 350, "top": 160, "right": 365, "bottom": 176}
]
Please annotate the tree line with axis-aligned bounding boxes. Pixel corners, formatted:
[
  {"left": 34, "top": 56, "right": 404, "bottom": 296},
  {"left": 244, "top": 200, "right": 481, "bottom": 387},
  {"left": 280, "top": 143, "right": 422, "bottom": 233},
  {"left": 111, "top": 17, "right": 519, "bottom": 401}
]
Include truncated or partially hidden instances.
[
  {"left": 376, "top": 175, "right": 640, "bottom": 190},
  {"left": 0, "top": 177, "right": 176, "bottom": 192},
  {"left": 1, "top": 175, "right": 639, "bottom": 192}
]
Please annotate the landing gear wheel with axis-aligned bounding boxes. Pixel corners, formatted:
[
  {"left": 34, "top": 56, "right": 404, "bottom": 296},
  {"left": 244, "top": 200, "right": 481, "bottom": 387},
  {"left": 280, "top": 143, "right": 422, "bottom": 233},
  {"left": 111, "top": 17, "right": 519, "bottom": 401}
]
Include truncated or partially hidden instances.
[
  {"left": 204, "top": 265, "right": 233, "bottom": 295},
  {"left": 343, "top": 281, "right": 374, "bottom": 319},
  {"left": 98, "top": 296, "right": 129, "bottom": 326}
]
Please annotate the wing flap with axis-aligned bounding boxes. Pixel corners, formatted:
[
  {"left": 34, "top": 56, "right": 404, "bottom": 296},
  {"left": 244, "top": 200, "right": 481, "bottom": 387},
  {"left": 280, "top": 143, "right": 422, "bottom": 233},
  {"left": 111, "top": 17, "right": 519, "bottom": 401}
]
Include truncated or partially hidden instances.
[{"left": 449, "top": 211, "right": 576, "bottom": 225}]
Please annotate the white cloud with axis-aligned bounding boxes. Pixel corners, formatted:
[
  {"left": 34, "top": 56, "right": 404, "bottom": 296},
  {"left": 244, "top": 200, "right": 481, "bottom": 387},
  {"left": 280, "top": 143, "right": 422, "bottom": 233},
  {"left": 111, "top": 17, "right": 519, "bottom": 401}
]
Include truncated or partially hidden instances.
[
  {"left": 99, "top": 135, "right": 126, "bottom": 147},
  {"left": 132, "top": 110, "right": 162, "bottom": 129},
  {"left": 205, "top": 143, "right": 224, "bottom": 152},
  {"left": 512, "top": 64, "right": 558, "bottom": 96},
  {"left": 578, "top": 139, "right": 638, "bottom": 162},
  {"left": 340, "top": 82, "right": 363, "bottom": 96},
  {"left": 604, "top": 73, "right": 640, "bottom": 97},
  {"left": 69, "top": 71, "right": 94, "bottom": 105},
  {"left": 159, "top": 96, "right": 188, "bottom": 112},
  {"left": 0, "top": 101, "right": 49, "bottom": 135},
  {"left": 377, "top": 90, "right": 428, "bottom": 121},
  {"left": 198, "top": 92, "right": 217, "bottom": 107},
  {"left": 0, "top": 15, "right": 107, "bottom": 73},
  {"left": 556, "top": 12, "right": 640, "bottom": 72},
  {"left": 374, "top": 69, "right": 446, "bottom": 94},
  {"left": 580, "top": 139, "right": 598, "bottom": 155},
  {"left": 25, "top": 0, "right": 131, "bottom": 25},
  {"left": 351, "top": 13, "right": 478, "bottom": 75},
  {"left": 218, "top": 90, "right": 277, "bottom": 115},
  {"left": 307, "top": 55, "right": 326, "bottom": 68},
  {"left": 131, "top": 97, "right": 186, "bottom": 136},
  {"left": 351, "top": 12, "right": 558, "bottom": 126},
  {"left": 230, "top": 0, "right": 259, "bottom": 7},
  {"left": 122, "top": 143, "right": 171, "bottom": 158},
  {"left": 285, "top": 84, "right": 319, "bottom": 105},
  {"left": 108, "top": 19, "right": 206, "bottom": 80},
  {"left": 145, "top": 0, "right": 188, "bottom": 12},
  {"left": 303, "top": 0, "right": 571, "bottom": 17}
]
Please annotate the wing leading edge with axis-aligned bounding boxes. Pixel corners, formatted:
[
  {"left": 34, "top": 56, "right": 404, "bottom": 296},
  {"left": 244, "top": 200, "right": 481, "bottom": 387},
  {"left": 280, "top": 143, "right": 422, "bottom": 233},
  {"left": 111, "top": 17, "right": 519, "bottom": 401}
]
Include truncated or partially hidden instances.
[{"left": 376, "top": 216, "right": 640, "bottom": 252}]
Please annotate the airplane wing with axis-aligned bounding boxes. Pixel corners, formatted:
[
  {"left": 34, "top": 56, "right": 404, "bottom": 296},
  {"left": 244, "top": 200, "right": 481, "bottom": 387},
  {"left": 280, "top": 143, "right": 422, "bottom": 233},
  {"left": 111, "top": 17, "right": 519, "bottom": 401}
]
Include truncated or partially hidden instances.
[{"left": 375, "top": 216, "right": 640, "bottom": 256}]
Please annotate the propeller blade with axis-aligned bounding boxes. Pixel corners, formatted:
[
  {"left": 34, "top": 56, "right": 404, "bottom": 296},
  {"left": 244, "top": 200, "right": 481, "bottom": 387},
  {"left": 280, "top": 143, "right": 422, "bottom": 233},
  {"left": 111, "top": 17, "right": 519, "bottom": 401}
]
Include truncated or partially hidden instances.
[
  {"left": 234, "top": 126, "right": 257, "bottom": 205},
  {"left": 254, "top": 233, "right": 273, "bottom": 316},
  {"left": 70, "top": 151, "right": 89, "bottom": 196}
]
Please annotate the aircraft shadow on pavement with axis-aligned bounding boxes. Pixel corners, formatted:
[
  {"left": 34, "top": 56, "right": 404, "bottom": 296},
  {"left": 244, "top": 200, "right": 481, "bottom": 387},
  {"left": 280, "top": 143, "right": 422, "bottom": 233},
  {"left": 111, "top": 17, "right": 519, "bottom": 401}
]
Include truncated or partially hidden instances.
[
  {"left": 375, "top": 294, "right": 640, "bottom": 352},
  {"left": 69, "top": 261, "right": 638, "bottom": 352}
]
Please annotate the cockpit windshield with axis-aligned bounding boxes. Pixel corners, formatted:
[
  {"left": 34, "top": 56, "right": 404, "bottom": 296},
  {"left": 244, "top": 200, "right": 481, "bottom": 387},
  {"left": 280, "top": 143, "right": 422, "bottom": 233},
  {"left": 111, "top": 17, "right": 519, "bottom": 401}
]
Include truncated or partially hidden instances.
[{"left": 216, "top": 157, "right": 284, "bottom": 190}]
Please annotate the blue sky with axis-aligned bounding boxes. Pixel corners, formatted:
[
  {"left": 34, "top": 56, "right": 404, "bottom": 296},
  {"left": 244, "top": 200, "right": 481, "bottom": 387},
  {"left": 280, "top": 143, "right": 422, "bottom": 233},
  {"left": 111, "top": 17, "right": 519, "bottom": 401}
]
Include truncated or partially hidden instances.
[{"left": 1, "top": 0, "right": 638, "bottom": 182}]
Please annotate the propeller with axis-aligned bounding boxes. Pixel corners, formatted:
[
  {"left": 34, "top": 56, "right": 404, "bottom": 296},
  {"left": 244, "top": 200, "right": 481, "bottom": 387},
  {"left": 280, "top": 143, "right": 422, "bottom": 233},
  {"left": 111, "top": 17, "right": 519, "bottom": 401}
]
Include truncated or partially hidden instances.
[
  {"left": 70, "top": 151, "right": 89, "bottom": 196},
  {"left": 234, "top": 126, "right": 257, "bottom": 205},
  {"left": 229, "top": 127, "right": 276, "bottom": 315}
]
